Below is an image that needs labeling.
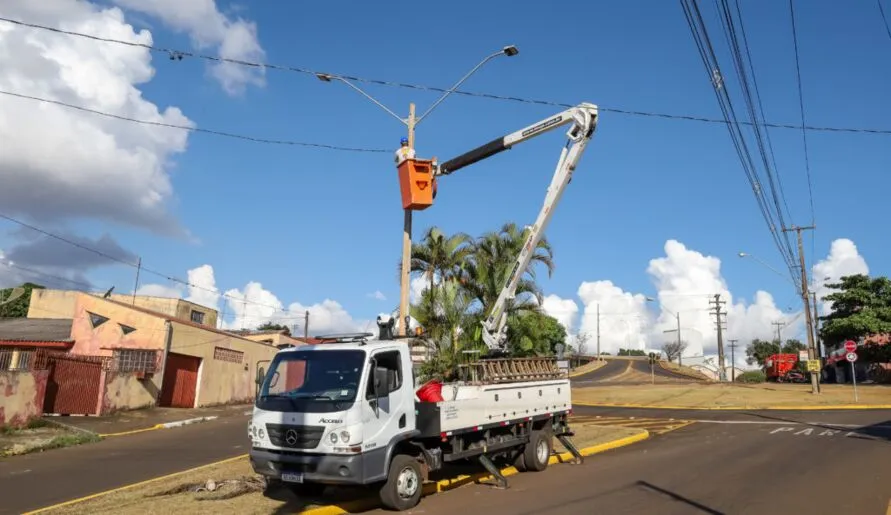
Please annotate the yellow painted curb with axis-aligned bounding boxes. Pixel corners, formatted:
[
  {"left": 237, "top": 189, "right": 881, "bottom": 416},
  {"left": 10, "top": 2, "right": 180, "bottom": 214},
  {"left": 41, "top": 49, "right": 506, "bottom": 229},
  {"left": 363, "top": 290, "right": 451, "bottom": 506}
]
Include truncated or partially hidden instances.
[
  {"left": 299, "top": 430, "right": 650, "bottom": 515},
  {"left": 22, "top": 454, "right": 249, "bottom": 514},
  {"left": 572, "top": 401, "right": 891, "bottom": 411},
  {"left": 98, "top": 424, "right": 166, "bottom": 438}
]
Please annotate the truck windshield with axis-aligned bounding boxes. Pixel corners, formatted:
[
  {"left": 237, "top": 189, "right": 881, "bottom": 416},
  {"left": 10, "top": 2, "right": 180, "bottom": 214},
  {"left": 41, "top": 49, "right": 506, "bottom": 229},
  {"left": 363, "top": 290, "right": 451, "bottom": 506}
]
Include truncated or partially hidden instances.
[{"left": 256, "top": 349, "right": 366, "bottom": 413}]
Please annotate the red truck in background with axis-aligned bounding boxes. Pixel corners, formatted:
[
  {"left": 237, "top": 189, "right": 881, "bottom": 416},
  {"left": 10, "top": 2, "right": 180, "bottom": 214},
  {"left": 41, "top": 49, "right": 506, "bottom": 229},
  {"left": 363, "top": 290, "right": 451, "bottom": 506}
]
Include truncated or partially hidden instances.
[{"left": 765, "top": 353, "right": 807, "bottom": 382}]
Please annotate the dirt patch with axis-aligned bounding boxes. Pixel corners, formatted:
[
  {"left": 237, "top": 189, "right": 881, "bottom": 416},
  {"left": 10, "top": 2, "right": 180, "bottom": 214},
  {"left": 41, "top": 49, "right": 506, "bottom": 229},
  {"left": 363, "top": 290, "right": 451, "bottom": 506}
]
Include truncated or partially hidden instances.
[
  {"left": 0, "top": 419, "right": 101, "bottom": 457},
  {"left": 573, "top": 382, "right": 891, "bottom": 408},
  {"left": 38, "top": 423, "right": 641, "bottom": 515}
]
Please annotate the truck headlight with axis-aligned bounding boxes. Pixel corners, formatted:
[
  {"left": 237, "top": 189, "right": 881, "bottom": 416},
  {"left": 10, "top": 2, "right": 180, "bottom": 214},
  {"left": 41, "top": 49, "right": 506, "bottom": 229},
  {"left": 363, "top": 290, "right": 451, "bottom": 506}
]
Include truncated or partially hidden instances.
[
  {"left": 329, "top": 432, "right": 339, "bottom": 444},
  {"left": 340, "top": 430, "right": 350, "bottom": 443},
  {"left": 258, "top": 427, "right": 266, "bottom": 440}
]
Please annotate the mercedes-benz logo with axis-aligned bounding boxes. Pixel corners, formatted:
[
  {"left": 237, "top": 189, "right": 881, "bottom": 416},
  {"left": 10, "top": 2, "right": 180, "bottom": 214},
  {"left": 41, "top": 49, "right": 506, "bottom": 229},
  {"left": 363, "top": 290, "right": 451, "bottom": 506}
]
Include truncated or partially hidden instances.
[{"left": 285, "top": 429, "right": 299, "bottom": 446}]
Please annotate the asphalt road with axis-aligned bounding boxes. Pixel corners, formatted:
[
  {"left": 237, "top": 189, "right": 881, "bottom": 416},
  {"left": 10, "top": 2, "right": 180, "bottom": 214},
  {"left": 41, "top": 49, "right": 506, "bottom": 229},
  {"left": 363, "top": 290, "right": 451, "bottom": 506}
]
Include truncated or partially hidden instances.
[
  {"left": 0, "top": 414, "right": 251, "bottom": 515},
  {"left": 572, "top": 359, "right": 701, "bottom": 386},
  {"left": 368, "top": 406, "right": 891, "bottom": 515},
  {"left": 570, "top": 358, "right": 629, "bottom": 384}
]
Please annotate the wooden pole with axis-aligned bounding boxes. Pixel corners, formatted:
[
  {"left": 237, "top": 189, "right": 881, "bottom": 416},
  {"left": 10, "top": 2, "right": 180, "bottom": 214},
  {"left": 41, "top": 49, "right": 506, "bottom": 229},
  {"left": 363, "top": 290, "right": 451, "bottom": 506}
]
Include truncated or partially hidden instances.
[{"left": 398, "top": 103, "right": 416, "bottom": 336}]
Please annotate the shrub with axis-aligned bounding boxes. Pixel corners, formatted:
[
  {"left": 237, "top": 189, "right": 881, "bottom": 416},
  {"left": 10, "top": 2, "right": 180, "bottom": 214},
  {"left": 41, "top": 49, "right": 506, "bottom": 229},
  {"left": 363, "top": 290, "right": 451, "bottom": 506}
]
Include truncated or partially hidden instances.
[{"left": 736, "top": 370, "right": 766, "bottom": 383}]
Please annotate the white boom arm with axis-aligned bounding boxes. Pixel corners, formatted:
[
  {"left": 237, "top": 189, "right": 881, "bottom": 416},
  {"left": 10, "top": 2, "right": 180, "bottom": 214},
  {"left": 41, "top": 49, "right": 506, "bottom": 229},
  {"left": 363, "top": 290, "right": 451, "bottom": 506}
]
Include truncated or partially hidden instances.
[{"left": 436, "top": 103, "right": 599, "bottom": 352}]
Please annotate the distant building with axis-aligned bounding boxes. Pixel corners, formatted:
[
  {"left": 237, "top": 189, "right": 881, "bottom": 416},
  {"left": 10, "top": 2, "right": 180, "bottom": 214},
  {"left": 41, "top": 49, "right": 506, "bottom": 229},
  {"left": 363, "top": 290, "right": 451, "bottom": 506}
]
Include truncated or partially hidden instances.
[{"left": 28, "top": 289, "right": 219, "bottom": 328}]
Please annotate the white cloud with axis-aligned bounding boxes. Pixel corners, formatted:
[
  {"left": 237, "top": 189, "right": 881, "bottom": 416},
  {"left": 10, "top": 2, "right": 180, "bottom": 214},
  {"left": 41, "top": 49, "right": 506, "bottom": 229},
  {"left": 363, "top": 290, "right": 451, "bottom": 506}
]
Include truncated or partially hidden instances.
[
  {"left": 135, "top": 264, "right": 370, "bottom": 334},
  {"left": 542, "top": 238, "right": 865, "bottom": 369},
  {"left": 541, "top": 294, "right": 578, "bottom": 332},
  {"left": 135, "top": 263, "right": 219, "bottom": 311},
  {"left": 811, "top": 238, "right": 869, "bottom": 316},
  {"left": 111, "top": 0, "right": 266, "bottom": 95},
  {"left": 0, "top": 0, "right": 194, "bottom": 233},
  {"left": 367, "top": 290, "right": 386, "bottom": 301}
]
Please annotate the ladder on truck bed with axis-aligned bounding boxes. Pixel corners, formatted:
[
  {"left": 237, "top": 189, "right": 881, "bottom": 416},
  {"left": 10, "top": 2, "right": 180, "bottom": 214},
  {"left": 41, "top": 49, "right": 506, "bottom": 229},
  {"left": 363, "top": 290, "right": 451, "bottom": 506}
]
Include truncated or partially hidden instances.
[{"left": 458, "top": 356, "right": 565, "bottom": 384}]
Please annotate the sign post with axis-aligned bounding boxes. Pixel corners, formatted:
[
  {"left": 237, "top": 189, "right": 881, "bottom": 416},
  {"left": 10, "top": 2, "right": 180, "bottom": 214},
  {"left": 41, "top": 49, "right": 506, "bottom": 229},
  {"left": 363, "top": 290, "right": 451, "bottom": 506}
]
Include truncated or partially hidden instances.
[{"left": 845, "top": 350, "right": 858, "bottom": 402}]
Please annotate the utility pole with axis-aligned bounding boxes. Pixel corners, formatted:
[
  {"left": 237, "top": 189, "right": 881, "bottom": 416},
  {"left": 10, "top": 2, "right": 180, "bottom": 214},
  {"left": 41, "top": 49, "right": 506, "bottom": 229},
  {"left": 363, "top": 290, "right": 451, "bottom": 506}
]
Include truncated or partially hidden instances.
[
  {"left": 772, "top": 320, "right": 785, "bottom": 344},
  {"left": 728, "top": 339, "right": 738, "bottom": 382},
  {"left": 596, "top": 303, "right": 601, "bottom": 361},
  {"left": 783, "top": 224, "right": 819, "bottom": 394},
  {"left": 709, "top": 294, "right": 728, "bottom": 381},
  {"left": 811, "top": 291, "right": 822, "bottom": 359},
  {"left": 397, "top": 103, "right": 416, "bottom": 337},
  {"left": 131, "top": 256, "right": 142, "bottom": 305},
  {"left": 304, "top": 310, "right": 310, "bottom": 340}
]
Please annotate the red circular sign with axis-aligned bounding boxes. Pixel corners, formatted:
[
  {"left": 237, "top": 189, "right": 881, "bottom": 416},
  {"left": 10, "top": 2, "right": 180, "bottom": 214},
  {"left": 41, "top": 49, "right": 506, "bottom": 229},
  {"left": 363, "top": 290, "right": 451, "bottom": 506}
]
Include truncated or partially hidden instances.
[{"left": 844, "top": 340, "right": 857, "bottom": 353}]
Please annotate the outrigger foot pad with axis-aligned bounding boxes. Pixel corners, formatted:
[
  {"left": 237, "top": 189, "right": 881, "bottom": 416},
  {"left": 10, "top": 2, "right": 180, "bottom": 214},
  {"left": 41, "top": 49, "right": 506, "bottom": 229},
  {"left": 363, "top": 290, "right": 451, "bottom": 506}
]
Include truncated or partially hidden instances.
[
  {"left": 478, "top": 455, "right": 509, "bottom": 489},
  {"left": 557, "top": 434, "right": 584, "bottom": 465}
]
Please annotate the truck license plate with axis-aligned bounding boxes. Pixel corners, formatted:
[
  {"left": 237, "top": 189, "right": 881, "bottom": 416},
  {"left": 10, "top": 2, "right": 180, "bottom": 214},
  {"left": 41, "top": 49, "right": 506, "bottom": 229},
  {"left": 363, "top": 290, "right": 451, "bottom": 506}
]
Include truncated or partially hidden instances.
[{"left": 281, "top": 472, "right": 304, "bottom": 483}]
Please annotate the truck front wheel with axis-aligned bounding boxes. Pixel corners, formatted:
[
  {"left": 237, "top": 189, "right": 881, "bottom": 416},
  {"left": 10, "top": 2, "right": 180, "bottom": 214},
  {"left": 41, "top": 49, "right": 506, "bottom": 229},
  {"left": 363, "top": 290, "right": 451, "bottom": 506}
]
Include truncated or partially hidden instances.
[{"left": 379, "top": 454, "right": 423, "bottom": 511}]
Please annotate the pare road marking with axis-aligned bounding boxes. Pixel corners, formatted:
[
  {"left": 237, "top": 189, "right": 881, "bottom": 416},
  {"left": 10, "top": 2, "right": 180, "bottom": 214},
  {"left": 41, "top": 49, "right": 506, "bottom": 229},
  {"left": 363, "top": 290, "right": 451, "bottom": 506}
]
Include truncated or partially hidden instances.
[{"left": 767, "top": 426, "right": 887, "bottom": 439}]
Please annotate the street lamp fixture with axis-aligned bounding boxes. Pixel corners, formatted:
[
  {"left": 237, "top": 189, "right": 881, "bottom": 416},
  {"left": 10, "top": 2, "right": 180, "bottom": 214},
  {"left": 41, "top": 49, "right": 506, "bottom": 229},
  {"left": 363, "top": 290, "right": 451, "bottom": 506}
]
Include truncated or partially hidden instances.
[
  {"left": 645, "top": 297, "right": 684, "bottom": 366},
  {"left": 317, "top": 46, "right": 519, "bottom": 336}
]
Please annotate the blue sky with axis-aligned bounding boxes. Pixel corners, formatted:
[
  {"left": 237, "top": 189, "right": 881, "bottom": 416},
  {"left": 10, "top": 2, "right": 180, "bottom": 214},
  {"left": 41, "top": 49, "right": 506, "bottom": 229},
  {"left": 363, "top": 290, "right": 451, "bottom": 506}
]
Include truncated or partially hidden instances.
[{"left": 1, "top": 0, "right": 888, "bottom": 352}]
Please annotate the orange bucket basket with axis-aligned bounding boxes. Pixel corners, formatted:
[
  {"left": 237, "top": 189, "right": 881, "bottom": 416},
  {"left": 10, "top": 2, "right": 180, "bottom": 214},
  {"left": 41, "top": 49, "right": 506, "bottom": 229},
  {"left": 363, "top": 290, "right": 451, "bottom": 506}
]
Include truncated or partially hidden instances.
[{"left": 397, "top": 159, "right": 437, "bottom": 210}]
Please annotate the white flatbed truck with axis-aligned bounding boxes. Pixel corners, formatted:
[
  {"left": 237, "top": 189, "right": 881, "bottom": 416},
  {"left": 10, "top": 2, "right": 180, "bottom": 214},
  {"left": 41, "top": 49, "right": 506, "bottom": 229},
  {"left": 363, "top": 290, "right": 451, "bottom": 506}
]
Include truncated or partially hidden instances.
[{"left": 248, "top": 102, "right": 599, "bottom": 511}]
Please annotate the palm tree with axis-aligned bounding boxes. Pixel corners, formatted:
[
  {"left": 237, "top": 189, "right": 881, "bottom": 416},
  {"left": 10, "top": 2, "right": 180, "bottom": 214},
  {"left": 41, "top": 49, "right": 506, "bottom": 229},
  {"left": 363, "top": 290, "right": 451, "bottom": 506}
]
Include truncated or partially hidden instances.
[
  {"left": 398, "top": 226, "right": 474, "bottom": 297},
  {"left": 463, "top": 222, "right": 555, "bottom": 320}
]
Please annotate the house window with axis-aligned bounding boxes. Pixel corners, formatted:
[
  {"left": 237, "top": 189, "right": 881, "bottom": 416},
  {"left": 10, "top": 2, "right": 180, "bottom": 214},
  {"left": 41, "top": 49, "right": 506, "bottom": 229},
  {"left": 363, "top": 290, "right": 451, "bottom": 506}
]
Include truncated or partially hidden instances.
[
  {"left": 113, "top": 349, "right": 158, "bottom": 373},
  {"left": 119, "top": 324, "right": 136, "bottom": 335},
  {"left": 88, "top": 311, "right": 109, "bottom": 328},
  {"left": 214, "top": 346, "right": 244, "bottom": 364},
  {"left": 190, "top": 310, "right": 205, "bottom": 325}
]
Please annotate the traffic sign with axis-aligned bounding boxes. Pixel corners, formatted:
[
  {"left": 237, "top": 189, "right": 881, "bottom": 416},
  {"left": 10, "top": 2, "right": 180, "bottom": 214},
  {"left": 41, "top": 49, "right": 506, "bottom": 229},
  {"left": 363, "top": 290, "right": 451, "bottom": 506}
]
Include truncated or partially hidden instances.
[
  {"left": 845, "top": 352, "right": 858, "bottom": 363},
  {"left": 806, "top": 360, "right": 821, "bottom": 372},
  {"left": 844, "top": 340, "right": 857, "bottom": 353}
]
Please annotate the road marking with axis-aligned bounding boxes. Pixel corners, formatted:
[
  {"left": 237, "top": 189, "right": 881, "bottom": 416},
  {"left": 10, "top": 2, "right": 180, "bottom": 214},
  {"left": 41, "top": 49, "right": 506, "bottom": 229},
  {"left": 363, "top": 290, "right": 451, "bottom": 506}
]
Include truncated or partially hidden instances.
[
  {"left": 571, "top": 415, "right": 694, "bottom": 435},
  {"left": 767, "top": 426, "right": 885, "bottom": 439},
  {"left": 21, "top": 454, "right": 248, "bottom": 514},
  {"left": 695, "top": 419, "right": 891, "bottom": 428}
]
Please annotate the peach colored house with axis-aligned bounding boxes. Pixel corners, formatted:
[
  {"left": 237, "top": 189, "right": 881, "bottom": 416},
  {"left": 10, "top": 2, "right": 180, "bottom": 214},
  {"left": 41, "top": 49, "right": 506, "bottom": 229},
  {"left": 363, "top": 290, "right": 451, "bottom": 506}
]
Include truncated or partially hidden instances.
[{"left": 66, "top": 294, "right": 279, "bottom": 411}]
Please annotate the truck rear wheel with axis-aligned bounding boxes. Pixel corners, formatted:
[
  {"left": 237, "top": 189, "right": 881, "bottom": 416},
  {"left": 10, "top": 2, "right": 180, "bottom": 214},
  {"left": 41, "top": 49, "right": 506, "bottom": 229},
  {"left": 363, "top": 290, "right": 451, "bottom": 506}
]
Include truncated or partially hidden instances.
[
  {"left": 523, "top": 427, "right": 552, "bottom": 472},
  {"left": 379, "top": 454, "right": 423, "bottom": 511}
]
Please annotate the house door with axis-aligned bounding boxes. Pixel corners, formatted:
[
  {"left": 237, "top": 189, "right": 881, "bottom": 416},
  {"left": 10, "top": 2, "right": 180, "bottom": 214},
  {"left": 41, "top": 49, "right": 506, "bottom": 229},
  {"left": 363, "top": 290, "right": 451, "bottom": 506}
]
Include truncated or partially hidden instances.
[
  {"left": 160, "top": 353, "right": 201, "bottom": 408},
  {"left": 43, "top": 355, "right": 104, "bottom": 415}
]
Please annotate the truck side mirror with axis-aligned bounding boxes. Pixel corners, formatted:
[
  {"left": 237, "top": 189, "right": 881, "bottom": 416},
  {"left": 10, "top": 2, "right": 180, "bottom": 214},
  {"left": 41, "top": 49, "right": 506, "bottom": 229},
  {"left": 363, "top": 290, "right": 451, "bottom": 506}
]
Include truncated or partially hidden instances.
[
  {"left": 373, "top": 366, "right": 390, "bottom": 399},
  {"left": 256, "top": 366, "right": 266, "bottom": 386}
]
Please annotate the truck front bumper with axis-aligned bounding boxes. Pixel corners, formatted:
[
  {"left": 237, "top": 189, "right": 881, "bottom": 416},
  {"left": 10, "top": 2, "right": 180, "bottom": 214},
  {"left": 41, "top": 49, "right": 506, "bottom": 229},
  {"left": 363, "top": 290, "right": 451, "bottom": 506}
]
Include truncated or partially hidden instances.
[{"left": 250, "top": 448, "right": 376, "bottom": 486}]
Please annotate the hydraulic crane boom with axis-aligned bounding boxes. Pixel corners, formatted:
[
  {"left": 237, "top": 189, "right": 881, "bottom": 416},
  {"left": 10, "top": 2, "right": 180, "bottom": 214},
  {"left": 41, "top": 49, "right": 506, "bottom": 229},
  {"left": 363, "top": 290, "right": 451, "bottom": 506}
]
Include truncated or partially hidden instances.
[{"left": 436, "top": 103, "right": 599, "bottom": 352}]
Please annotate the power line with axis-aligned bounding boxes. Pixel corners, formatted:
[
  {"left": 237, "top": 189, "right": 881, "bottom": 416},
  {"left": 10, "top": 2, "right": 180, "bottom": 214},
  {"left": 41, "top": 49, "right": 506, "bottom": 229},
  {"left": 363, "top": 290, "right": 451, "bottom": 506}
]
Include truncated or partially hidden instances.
[
  {"left": 0, "top": 90, "right": 387, "bottom": 153},
  {"left": 680, "top": 0, "right": 800, "bottom": 284},
  {"left": 878, "top": 0, "right": 891, "bottom": 43},
  {"left": 0, "top": 213, "right": 289, "bottom": 314},
  {"left": 1, "top": 15, "right": 890, "bottom": 136},
  {"left": 788, "top": 0, "right": 818, "bottom": 273}
]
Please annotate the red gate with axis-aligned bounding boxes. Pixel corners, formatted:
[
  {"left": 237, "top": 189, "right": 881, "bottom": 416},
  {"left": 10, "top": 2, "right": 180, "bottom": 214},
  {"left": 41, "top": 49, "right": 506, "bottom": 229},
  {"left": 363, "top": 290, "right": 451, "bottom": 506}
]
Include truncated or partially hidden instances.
[
  {"left": 43, "top": 354, "right": 105, "bottom": 415},
  {"left": 160, "top": 353, "right": 201, "bottom": 408}
]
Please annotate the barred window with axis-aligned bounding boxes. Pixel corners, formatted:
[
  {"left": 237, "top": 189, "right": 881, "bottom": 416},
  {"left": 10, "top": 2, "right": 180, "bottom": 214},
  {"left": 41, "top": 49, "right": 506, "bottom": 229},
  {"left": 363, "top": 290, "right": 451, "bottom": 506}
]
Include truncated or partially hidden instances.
[
  {"left": 190, "top": 310, "right": 205, "bottom": 325},
  {"left": 214, "top": 346, "right": 243, "bottom": 364},
  {"left": 113, "top": 349, "right": 158, "bottom": 373}
]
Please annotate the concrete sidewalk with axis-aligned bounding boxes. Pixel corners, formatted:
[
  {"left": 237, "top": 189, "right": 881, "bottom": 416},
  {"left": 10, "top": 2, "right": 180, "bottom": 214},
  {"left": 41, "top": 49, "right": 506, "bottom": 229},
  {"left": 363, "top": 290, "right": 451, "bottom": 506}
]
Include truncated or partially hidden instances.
[{"left": 46, "top": 404, "right": 252, "bottom": 436}]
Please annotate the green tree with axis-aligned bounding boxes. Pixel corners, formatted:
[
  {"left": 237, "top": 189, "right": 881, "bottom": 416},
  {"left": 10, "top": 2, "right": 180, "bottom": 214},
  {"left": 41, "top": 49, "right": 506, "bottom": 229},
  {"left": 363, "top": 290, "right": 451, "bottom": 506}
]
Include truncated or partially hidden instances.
[
  {"left": 505, "top": 311, "right": 567, "bottom": 357},
  {"left": 745, "top": 338, "right": 806, "bottom": 366},
  {"left": 256, "top": 322, "right": 291, "bottom": 335},
  {"left": 462, "top": 222, "right": 555, "bottom": 321},
  {"left": 0, "top": 282, "right": 45, "bottom": 318},
  {"left": 402, "top": 226, "right": 474, "bottom": 298},
  {"left": 819, "top": 274, "right": 891, "bottom": 348}
]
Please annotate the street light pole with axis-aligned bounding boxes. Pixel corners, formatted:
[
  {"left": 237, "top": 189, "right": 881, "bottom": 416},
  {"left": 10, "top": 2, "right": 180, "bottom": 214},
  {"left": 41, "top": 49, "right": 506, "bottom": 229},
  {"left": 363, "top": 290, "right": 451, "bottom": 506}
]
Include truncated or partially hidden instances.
[
  {"left": 316, "top": 46, "right": 518, "bottom": 336},
  {"left": 646, "top": 297, "right": 683, "bottom": 366}
]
